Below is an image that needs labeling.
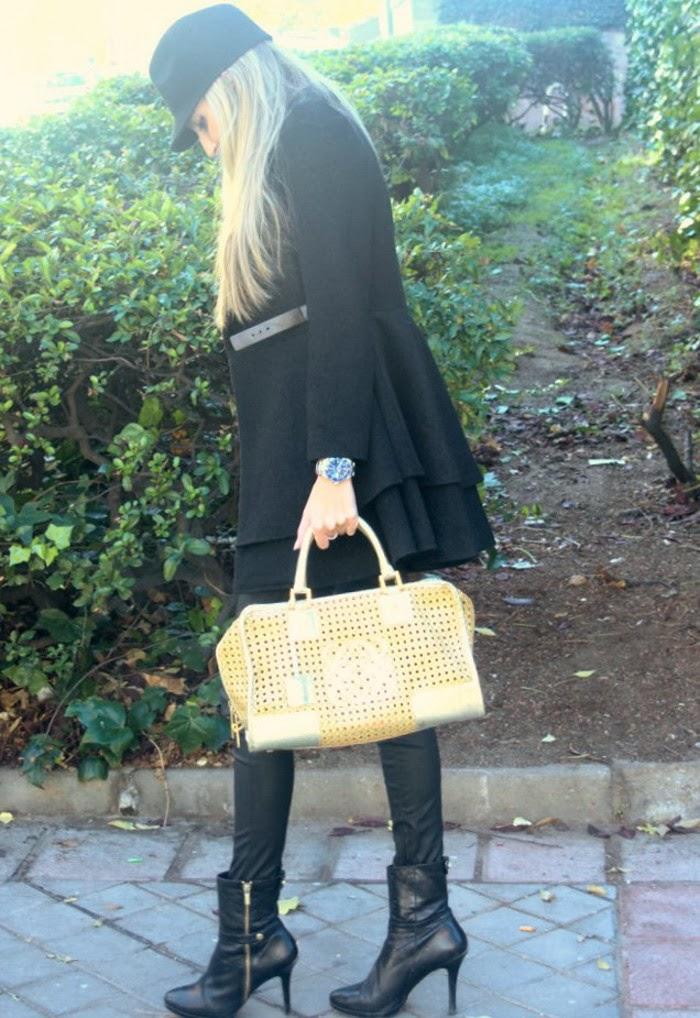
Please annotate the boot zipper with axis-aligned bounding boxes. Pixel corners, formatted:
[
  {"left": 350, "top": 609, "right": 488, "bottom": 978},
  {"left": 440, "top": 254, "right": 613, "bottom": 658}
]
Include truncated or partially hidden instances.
[{"left": 242, "top": 880, "right": 252, "bottom": 1000}]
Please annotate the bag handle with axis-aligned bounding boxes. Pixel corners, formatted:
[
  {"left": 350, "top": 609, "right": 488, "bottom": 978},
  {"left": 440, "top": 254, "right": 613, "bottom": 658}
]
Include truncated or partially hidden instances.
[{"left": 290, "top": 516, "right": 403, "bottom": 603}]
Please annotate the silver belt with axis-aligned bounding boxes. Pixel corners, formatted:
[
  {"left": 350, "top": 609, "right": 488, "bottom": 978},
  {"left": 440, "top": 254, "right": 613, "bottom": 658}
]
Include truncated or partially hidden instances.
[{"left": 228, "top": 304, "right": 308, "bottom": 352}]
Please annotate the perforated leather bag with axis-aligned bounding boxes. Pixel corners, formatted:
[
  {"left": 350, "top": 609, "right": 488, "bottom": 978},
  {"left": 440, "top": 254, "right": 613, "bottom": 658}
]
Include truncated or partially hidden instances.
[{"left": 216, "top": 517, "right": 485, "bottom": 752}]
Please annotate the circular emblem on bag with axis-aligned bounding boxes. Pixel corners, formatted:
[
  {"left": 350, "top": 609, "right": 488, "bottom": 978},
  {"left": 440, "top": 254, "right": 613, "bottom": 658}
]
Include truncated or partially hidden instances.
[{"left": 322, "top": 636, "right": 399, "bottom": 707}]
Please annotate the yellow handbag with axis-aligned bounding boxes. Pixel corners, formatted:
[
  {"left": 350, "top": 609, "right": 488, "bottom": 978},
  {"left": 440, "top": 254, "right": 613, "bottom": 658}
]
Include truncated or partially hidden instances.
[{"left": 215, "top": 517, "right": 485, "bottom": 752}]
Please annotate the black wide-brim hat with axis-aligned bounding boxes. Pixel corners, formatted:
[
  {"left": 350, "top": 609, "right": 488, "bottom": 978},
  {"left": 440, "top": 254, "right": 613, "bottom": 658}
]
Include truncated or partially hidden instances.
[{"left": 149, "top": 3, "right": 272, "bottom": 152}]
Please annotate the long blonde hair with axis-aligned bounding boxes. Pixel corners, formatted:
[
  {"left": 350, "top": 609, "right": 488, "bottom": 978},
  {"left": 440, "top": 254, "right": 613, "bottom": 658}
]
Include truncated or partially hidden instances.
[{"left": 205, "top": 41, "right": 374, "bottom": 330}]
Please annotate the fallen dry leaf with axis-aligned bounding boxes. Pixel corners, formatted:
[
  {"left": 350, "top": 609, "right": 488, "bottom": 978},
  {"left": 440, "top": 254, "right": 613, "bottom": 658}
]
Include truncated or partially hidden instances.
[
  {"left": 596, "top": 959, "right": 612, "bottom": 971},
  {"left": 0, "top": 811, "right": 14, "bottom": 824},
  {"left": 585, "top": 885, "right": 608, "bottom": 898},
  {"left": 278, "top": 896, "right": 300, "bottom": 916},
  {"left": 519, "top": 925, "right": 536, "bottom": 932},
  {"left": 142, "top": 671, "right": 186, "bottom": 695}
]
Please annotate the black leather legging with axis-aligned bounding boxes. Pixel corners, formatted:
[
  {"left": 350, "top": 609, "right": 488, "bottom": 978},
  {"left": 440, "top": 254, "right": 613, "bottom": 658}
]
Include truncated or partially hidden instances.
[{"left": 224, "top": 573, "right": 445, "bottom": 881}]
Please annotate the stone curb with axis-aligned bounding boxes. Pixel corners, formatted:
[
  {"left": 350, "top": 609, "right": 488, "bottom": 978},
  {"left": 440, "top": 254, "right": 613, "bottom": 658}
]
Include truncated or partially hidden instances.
[{"left": 2, "top": 760, "right": 700, "bottom": 824}]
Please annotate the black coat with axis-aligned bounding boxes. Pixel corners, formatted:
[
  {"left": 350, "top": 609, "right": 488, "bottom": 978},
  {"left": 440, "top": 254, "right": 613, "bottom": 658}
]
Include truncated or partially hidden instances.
[{"left": 222, "top": 88, "right": 495, "bottom": 591}]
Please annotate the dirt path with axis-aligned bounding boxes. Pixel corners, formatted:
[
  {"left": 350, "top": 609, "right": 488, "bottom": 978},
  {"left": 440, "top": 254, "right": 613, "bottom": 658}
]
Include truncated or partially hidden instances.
[
  {"left": 437, "top": 208, "right": 699, "bottom": 767},
  {"left": 313, "top": 144, "right": 700, "bottom": 772}
]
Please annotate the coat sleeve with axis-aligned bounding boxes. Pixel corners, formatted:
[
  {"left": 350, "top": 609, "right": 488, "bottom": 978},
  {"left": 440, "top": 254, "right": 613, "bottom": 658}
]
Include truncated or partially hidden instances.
[{"left": 278, "top": 100, "right": 378, "bottom": 464}]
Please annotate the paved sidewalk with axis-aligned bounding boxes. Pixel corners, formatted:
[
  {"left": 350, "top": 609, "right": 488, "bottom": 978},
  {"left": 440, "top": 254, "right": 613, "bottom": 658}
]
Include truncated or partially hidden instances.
[{"left": 1, "top": 818, "right": 699, "bottom": 1017}]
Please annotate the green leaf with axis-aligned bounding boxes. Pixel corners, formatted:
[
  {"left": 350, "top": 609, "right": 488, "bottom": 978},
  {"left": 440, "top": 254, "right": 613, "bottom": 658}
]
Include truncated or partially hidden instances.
[
  {"left": 128, "top": 686, "right": 167, "bottom": 732},
  {"left": 46, "top": 523, "right": 73, "bottom": 549},
  {"left": 37, "top": 608, "right": 84, "bottom": 643},
  {"left": 185, "top": 538, "right": 212, "bottom": 556},
  {"left": 78, "top": 755, "right": 109, "bottom": 781},
  {"left": 138, "top": 395, "right": 163, "bottom": 428},
  {"left": 9, "top": 545, "right": 32, "bottom": 565},
  {"left": 165, "top": 703, "right": 228, "bottom": 755},
  {"left": 20, "top": 734, "right": 64, "bottom": 787}
]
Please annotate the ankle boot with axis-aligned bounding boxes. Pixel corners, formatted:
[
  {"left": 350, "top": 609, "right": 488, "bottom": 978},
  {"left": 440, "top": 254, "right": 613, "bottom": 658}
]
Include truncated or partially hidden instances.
[
  {"left": 329, "top": 855, "right": 467, "bottom": 1017},
  {"left": 164, "top": 869, "right": 298, "bottom": 1018}
]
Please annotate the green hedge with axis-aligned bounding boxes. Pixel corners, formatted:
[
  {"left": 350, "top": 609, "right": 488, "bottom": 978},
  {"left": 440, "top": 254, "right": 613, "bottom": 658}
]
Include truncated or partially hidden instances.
[
  {"left": 439, "top": 0, "right": 627, "bottom": 30},
  {"left": 309, "top": 25, "right": 531, "bottom": 128},
  {"left": 625, "top": 0, "right": 700, "bottom": 262},
  {"left": 0, "top": 74, "right": 515, "bottom": 785}
]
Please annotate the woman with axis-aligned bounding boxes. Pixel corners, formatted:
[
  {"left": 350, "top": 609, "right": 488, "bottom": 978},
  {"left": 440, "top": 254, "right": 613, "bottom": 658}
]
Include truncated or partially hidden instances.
[{"left": 149, "top": 5, "right": 496, "bottom": 1017}]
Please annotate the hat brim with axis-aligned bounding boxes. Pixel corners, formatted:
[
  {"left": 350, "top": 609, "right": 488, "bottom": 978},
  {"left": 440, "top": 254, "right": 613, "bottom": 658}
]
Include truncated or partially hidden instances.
[{"left": 171, "top": 115, "right": 198, "bottom": 152}]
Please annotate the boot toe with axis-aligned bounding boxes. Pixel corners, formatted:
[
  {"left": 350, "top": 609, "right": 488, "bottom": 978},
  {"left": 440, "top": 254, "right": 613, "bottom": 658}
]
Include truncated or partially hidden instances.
[
  {"left": 163, "top": 983, "right": 202, "bottom": 1016},
  {"left": 329, "top": 983, "right": 372, "bottom": 1016}
]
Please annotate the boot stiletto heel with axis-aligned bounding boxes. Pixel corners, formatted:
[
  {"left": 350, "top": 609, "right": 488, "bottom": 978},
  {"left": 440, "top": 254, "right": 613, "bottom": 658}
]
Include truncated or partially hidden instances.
[
  {"left": 280, "top": 960, "right": 295, "bottom": 1014},
  {"left": 446, "top": 952, "right": 467, "bottom": 1015}
]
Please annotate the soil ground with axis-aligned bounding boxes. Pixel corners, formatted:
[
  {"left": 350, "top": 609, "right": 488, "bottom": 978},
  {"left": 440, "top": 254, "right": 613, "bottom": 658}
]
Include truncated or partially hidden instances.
[{"left": 299, "top": 135, "right": 700, "bottom": 771}]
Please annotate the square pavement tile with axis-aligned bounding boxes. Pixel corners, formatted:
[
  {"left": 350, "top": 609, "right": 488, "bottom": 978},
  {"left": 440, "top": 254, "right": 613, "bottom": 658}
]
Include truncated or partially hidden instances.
[
  {"left": 330, "top": 829, "right": 396, "bottom": 881},
  {"left": 483, "top": 832, "right": 606, "bottom": 883},
  {"left": 169, "top": 886, "right": 217, "bottom": 918},
  {"left": 0, "top": 993, "right": 46, "bottom": 1018},
  {"left": 25, "top": 826, "right": 184, "bottom": 881},
  {"left": 459, "top": 945, "right": 556, "bottom": 994},
  {"left": 0, "top": 826, "right": 47, "bottom": 880},
  {"left": 0, "top": 882, "right": 52, "bottom": 918},
  {"left": 509, "top": 885, "right": 613, "bottom": 925},
  {"left": 444, "top": 883, "right": 500, "bottom": 921},
  {"left": 507, "top": 972, "right": 618, "bottom": 1016},
  {"left": 63, "top": 881, "right": 164, "bottom": 918},
  {"left": 335, "top": 907, "right": 390, "bottom": 947},
  {"left": 16, "top": 969, "right": 117, "bottom": 1015},
  {"left": 509, "top": 926, "right": 612, "bottom": 969},
  {"left": 112, "top": 898, "right": 215, "bottom": 945},
  {"left": 301, "top": 882, "right": 386, "bottom": 924},
  {"left": 567, "top": 908, "right": 617, "bottom": 943},
  {"left": 462, "top": 905, "right": 556, "bottom": 947},
  {"left": 95, "top": 945, "right": 198, "bottom": 1001},
  {"left": 618, "top": 833, "right": 700, "bottom": 882},
  {"left": 619, "top": 883, "right": 700, "bottom": 940},
  {"left": 292, "top": 925, "right": 376, "bottom": 973},
  {"left": 622, "top": 941, "right": 700, "bottom": 1009},
  {"left": 161, "top": 926, "right": 219, "bottom": 967},
  {"left": 4, "top": 941, "right": 80, "bottom": 989},
  {"left": 571, "top": 953, "right": 618, "bottom": 990},
  {"left": 1, "top": 899, "right": 102, "bottom": 942},
  {"left": 41, "top": 923, "right": 146, "bottom": 966}
]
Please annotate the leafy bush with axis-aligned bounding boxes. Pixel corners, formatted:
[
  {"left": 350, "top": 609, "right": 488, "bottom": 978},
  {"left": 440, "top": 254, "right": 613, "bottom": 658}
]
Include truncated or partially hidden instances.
[
  {"left": 1, "top": 71, "right": 515, "bottom": 785},
  {"left": 345, "top": 65, "right": 478, "bottom": 195},
  {"left": 394, "top": 190, "right": 518, "bottom": 425},
  {"left": 439, "top": 0, "right": 627, "bottom": 30},
  {"left": 625, "top": 0, "right": 700, "bottom": 263},
  {"left": 310, "top": 24, "right": 531, "bottom": 130}
]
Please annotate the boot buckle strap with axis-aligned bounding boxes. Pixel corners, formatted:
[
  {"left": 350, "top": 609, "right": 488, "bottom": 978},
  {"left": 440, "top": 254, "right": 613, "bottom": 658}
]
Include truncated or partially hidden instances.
[{"left": 235, "top": 931, "right": 265, "bottom": 945}]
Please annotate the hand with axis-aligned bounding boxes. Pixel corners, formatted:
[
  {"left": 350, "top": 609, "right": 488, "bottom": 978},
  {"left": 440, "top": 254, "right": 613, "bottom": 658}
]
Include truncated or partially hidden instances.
[{"left": 293, "top": 476, "right": 359, "bottom": 551}]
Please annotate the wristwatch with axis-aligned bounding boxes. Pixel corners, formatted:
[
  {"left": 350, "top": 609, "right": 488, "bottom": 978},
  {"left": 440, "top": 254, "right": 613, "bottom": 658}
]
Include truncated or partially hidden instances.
[{"left": 315, "top": 456, "right": 356, "bottom": 483}]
